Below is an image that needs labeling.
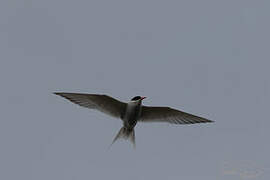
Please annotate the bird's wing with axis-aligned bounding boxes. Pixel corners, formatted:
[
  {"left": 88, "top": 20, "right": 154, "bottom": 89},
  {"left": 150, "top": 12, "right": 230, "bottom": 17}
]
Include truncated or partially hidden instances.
[
  {"left": 54, "top": 92, "right": 126, "bottom": 119},
  {"left": 139, "top": 106, "right": 213, "bottom": 124}
]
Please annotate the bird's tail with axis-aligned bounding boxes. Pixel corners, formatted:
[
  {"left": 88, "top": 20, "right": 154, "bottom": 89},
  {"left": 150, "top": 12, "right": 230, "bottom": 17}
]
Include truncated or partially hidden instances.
[{"left": 110, "top": 127, "right": 135, "bottom": 148}]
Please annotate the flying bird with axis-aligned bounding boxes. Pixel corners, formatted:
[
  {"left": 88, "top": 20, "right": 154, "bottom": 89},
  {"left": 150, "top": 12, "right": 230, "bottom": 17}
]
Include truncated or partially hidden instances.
[{"left": 54, "top": 93, "right": 213, "bottom": 147}]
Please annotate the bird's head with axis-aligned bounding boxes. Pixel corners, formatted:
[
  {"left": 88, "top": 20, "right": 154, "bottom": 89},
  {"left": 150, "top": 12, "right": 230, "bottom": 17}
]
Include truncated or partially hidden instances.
[{"left": 130, "top": 96, "right": 147, "bottom": 104}]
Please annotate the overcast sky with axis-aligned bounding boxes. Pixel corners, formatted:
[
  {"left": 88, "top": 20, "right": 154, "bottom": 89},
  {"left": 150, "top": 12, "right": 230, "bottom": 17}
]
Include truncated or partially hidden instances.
[{"left": 0, "top": 0, "right": 270, "bottom": 179}]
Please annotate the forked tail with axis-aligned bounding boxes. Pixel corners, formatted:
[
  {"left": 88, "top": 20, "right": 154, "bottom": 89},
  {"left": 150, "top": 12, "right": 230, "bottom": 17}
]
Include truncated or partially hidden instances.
[{"left": 110, "top": 127, "right": 135, "bottom": 148}]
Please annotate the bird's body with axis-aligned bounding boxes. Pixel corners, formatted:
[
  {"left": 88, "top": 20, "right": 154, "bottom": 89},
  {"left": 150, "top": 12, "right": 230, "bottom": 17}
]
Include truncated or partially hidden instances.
[
  {"left": 54, "top": 93, "right": 213, "bottom": 147},
  {"left": 123, "top": 99, "right": 142, "bottom": 129},
  {"left": 112, "top": 97, "right": 144, "bottom": 147}
]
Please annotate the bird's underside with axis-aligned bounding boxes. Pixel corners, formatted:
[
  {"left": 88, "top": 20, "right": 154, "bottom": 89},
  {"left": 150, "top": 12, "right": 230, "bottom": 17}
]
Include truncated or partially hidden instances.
[{"left": 54, "top": 92, "right": 214, "bottom": 147}]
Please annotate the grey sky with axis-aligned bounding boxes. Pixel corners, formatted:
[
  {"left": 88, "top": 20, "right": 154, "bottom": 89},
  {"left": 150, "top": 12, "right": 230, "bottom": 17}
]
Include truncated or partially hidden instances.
[{"left": 0, "top": 0, "right": 269, "bottom": 179}]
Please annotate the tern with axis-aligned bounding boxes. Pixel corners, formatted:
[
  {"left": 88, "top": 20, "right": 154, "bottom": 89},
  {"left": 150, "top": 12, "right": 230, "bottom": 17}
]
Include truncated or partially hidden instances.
[{"left": 54, "top": 93, "right": 213, "bottom": 147}]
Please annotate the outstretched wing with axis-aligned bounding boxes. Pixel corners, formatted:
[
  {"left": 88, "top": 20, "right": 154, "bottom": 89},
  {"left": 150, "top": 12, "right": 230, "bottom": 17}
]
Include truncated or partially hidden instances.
[
  {"left": 139, "top": 106, "right": 213, "bottom": 124},
  {"left": 54, "top": 92, "right": 126, "bottom": 119}
]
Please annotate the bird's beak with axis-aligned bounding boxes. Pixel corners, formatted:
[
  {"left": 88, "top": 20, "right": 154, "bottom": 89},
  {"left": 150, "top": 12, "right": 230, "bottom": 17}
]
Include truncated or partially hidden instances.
[{"left": 141, "top": 96, "right": 147, "bottom": 100}]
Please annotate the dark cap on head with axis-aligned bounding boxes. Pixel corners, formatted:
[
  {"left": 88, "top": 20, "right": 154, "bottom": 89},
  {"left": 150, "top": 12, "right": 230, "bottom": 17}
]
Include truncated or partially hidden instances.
[{"left": 131, "top": 96, "right": 141, "bottom": 101}]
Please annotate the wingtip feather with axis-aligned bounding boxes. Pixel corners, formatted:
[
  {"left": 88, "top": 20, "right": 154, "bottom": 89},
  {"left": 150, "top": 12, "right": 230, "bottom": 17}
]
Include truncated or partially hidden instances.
[
  {"left": 53, "top": 92, "right": 65, "bottom": 96},
  {"left": 205, "top": 119, "right": 214, "bottom": 123}
]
